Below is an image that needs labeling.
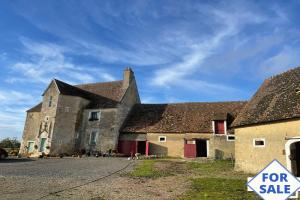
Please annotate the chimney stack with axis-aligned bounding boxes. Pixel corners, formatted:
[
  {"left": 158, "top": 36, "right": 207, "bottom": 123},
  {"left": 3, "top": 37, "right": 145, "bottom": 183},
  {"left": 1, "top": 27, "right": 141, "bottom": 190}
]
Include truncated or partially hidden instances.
[{"left": 123, "top": 67, "right": 134, "bottom": 88}]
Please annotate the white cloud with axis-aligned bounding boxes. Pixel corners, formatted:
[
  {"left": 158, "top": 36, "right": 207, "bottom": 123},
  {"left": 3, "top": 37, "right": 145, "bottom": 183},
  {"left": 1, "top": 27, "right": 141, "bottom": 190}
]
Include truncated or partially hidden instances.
[
  {"left": 152, "top": 7, "right": 266, "bottom": 88},
  {"left": 0, "top": 90, "right": 35, "bottom": 104},
  {"left": 260, "top": 46, "right": 300, "bottom": 77},
  {"left": 0, "top": 90, "right": 38, "bottom": 140},
  {"left": 101, "top": 73, "right": 116, "bottom": 82},
  {"left": 6, "top": 39, "right": 116, "bottom": 85}
]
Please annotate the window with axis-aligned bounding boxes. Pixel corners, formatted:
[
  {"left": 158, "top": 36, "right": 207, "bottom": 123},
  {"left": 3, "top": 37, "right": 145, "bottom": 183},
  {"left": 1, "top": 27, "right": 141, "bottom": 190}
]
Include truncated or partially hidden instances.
[
  {"left": 227, "top": 135, "right": 235, "bottom": 141},
  {"left": 48, "top": 96, "right": 53, "bottom": 107},
  {"left": 89, "top": 131, "right": 98, "bottom": 145},
  {"left": 27, "top": 141, "right": 35, "bottom": 153},
  {"left": 89, "top": 111, "right": 100, "bottom": 121},
  {"left": 158, "top": 136, "right": 166, "bottom": 142},
  {"left": 253, "top": 138, "right": 265, "bottom": 147},
  {"left": 214, "top": 120, "right": 225, "bottom": 134},
  {"left": 65, "top": 107, "right": 70, "bottom": 112}
]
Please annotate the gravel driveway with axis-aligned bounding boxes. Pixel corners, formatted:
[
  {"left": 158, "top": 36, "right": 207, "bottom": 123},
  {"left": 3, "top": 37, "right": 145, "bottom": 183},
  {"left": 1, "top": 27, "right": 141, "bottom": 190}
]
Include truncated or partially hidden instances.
[{"left": 0, "top": 157, "right": 133, "bottom": 200}]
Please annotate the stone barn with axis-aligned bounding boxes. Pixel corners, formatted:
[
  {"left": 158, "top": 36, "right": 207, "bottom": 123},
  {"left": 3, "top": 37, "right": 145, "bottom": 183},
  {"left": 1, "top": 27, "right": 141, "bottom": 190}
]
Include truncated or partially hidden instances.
[
  {"left": 233, "top": 66, "right": 300, "bottom": 174},
  {"left": 119, "top": 102, "right": 246, "bottom": 158}
]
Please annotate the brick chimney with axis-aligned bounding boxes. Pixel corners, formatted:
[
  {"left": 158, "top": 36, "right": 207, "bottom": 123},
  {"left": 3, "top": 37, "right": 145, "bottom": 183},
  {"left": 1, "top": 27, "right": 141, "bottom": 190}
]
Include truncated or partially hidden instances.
[{"left": 123, "top": 67, "right": 134, "bottom": 88}]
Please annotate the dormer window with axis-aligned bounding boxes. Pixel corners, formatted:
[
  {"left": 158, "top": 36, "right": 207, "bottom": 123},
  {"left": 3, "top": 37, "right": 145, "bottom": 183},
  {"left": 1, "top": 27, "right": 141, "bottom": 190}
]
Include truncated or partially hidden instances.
[
  {"left": 89, "top": 111, "right": 100, "bottom": 121},
  {"left": 213, "top": 120, "right": 226, "bottom": 135},
  {"left": 48, "top": 96, "right": 53, "bottom": 107}
]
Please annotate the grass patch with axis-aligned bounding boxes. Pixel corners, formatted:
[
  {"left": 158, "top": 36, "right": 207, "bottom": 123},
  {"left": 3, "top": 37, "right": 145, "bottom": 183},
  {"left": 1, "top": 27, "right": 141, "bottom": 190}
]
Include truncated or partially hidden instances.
[
  {"left": 187, "top": 160, "right": 253, "bottom": 179},
  {"left": 127, "top": 159, "right": 259, "bottom": 199},
  {"left": 179, "top": 160, "right": 258, "bottom": 199},
  {"left": 188, "top": 160, "right": 233, "bottom": 172},
  {"left": 126, "top": 160, "right": 172, "bottom": 178},
  {"left": 182, "top": 177, "right": 259, "bottom": 200}
]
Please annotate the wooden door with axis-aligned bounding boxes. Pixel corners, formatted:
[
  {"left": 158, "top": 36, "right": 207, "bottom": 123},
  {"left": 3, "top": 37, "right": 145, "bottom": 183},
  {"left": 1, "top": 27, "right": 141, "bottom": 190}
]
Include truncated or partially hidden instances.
[
  {"left": 39, "top": 138, "right": 47, "bottom": 152},
  {"left": 184, "top": 140, "right": 196, "bottom": 158}
]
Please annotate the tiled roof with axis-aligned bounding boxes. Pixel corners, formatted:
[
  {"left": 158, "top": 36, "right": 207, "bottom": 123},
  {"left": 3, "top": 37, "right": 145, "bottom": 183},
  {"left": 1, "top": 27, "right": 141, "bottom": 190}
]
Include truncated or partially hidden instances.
[
  {"left": 233, "top": 66, "right": 300, "bottom": 127},
  {"left": 121, "top": 101, "right": 246, "bottom": 133},
  {"left": 27, "top": 79, "right": 125, "bottom": 111},
  {"left": 75, "top": 81, "right": 124, "bottom": 102},
  {"left": 27, "top": 103, "right": 42, "bottom": 112},
  {"left": 54, "top": 79, "right": 121, "bottom": 108}
]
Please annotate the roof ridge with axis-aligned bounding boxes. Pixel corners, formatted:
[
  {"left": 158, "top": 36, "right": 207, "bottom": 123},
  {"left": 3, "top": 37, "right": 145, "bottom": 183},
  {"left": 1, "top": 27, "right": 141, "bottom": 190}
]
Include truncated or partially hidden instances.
[
  {"left": 75, "top": 80, "right": 123, "bottom": 86},
  {"left": 54, "top": 79, "right": 105, "bottom": 98},
  {"left": 266, "top": 66, "right": 300, "bottom": 81},
  {"left": 140, "top": 101, "right": 247, "bottom": 106}
]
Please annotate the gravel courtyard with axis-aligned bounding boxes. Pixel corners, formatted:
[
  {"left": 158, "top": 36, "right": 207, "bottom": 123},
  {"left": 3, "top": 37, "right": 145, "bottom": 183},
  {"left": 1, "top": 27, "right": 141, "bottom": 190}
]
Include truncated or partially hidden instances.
[
  {"left": 0, "top": 157, "right": 134, "bottom": 200},
  {"left": 0, "top": 157, "right": 187, "bottom": 200}
]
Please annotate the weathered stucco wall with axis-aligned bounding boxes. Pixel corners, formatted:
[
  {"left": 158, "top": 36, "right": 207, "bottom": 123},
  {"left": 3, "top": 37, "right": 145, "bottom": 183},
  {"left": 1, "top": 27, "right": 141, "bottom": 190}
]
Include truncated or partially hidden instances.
[
  {"left": 50, "top": 95, "right": 89, "bottom": 155},
  {"left": 146, "top": 133, "right": 234, "bottom": 158},
  {"left": 114, "top": 78, "right": 140, "bottom": 148},
  {"left": 80, "top": 74, "right": 140, "bottom": 153},
  {"left": 20, "top": 81, "right": 59, "bottom": 156},
  {"left": 80, "top": 108, "right": 118, "bottom": 152},
  {"left": 235, "top": 119, "right": 300, "bottom": 173},
  {"left": 38, "top": 81, "right": 60, "bottom": 155},
  {"left": 19, "top": 112, "right": 41, "bottom": 155},
  {"left": 210, "top": 135, "right": 235, "bottom": 159},
  {"left": 119, "top": 133, "right": 147, "bottom": 141},
  {"left": 147, "top": 133, "right": 184, "bottom": 157}
]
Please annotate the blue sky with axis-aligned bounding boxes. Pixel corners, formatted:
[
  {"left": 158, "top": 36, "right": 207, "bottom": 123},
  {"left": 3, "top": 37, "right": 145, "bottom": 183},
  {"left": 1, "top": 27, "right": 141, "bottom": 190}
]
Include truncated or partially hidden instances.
[{"left": 1, "top": 0, "right": 300, "bottom": 139}]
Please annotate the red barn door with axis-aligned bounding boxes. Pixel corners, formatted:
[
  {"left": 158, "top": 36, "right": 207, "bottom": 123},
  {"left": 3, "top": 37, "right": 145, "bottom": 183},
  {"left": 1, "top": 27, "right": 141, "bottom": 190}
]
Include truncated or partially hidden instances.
[
  {"left": 118, "top": 140, "right": 137, "bottom": 156},
  {"left": 184, "top": 140, "right": 196, "bottom": 158}
]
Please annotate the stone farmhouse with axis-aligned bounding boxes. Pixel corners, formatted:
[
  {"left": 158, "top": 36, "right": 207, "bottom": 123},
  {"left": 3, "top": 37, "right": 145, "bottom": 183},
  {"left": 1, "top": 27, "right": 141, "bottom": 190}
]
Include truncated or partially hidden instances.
[
  {"left": 19, "top": 68, "right": 245, "bottom": 159},
  {"left": 20, "top": 68, "right": 140, "bottom": 157},
  {"left": 233, "top": 66, "right": 300, "bottom": 175}
]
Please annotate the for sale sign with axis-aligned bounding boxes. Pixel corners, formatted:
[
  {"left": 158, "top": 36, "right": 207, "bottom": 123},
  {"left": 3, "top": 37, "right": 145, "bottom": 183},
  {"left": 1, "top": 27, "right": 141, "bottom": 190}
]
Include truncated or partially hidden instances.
[{"left": 247, "top": 160, "right": 300, "bottom": 200}]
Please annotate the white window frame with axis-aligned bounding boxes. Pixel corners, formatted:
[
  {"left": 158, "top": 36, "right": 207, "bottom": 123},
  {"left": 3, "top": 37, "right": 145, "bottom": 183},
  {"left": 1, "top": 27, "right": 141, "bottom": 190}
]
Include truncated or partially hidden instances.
[
  {"left": 253, "top": 138, "right": 265, "bottom": 148},
  {"left": 158, "top": 136, "right": 166, "bottom": 143},
  {"left": 89, "top": 131, "right": 98, "bottom": 145},
  {"left": 206, "top": 140, "right": 210, "bottom": 157},
  {"left": 89, "top": 111, "right": 101, "bottom": 121},
  {"left": 226, "top": 135, "right": 235, "bottom": 141},
  {"left": 65, "top": 107, "right": 70, "bottom": 113}
]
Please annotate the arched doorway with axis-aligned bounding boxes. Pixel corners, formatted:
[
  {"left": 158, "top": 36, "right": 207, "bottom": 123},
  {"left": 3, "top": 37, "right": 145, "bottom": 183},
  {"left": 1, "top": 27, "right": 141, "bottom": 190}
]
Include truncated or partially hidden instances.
[{"left": 285, "top": 138, "right": 300, "bottom": 177}]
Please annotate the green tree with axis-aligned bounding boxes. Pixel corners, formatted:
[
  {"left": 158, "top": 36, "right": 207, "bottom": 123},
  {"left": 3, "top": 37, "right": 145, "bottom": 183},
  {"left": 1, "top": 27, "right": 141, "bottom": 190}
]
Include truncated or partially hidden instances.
[{"left": 0, "top": 137, "right": 21, "bottom": 149}]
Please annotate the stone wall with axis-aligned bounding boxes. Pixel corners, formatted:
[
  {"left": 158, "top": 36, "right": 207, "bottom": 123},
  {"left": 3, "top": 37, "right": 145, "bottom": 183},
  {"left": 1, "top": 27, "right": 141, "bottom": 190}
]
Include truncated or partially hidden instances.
[
  {"left": 235, "top": 119, "right": 300, "bottom": 174},
  {"left": 80, "top": 108, "right": 118, "bottom": 152},
  {"left": 114, "top": 79, "right": 140, "bottom": 149},
  {"left": 20, "top": 81, "right": 60, "bottom": 156},
  {"left": 19, "top": 111, "right": 41, "bottom": 155},
  {"left": 50, "top": 95, "right": 89, "bottom": 155}
]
